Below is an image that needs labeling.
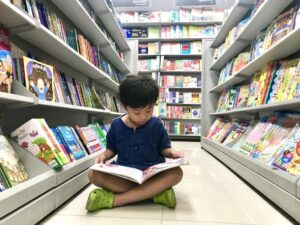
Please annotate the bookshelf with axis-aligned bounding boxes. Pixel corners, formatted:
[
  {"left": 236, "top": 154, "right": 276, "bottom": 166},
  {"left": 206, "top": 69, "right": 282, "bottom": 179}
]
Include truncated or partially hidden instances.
[
  {"left": 201, "top": 0, "right": 300, "bottom": 222},
  {"left": 121, "top": 17, "right": 217, "bottom": 140},
  {"left": 0, "top": 1, "right": 131, "bottom": 224},
  {"left": 210, "top": 0, "right": 293, "bottom": 70}
]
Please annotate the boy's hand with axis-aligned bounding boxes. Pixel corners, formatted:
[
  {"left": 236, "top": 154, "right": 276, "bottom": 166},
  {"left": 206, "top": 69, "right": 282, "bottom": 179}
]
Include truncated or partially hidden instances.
[
  {"left": 95, "top": 153, "right": 106, "bottom": 164},
  {"left": 170, "top": 150, "right": 184, "bottom": 159}
]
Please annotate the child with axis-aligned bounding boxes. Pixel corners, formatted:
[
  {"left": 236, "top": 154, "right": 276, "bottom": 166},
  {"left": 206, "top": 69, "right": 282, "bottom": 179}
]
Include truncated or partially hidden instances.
[{"left": 86, "top": 75, "right": 184, "bottom": 211}]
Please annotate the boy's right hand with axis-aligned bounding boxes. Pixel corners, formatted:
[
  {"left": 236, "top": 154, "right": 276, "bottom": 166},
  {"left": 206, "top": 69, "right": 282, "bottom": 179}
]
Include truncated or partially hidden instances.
[{"left": 95, "top": 154, "right": 106, "bottom": 164}]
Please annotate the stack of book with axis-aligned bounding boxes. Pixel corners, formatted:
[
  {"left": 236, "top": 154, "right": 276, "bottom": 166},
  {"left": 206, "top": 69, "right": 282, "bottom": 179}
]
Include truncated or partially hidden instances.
[
  {"left": 160, "top": 41, "right": 202, "bottom": 54},
  {"left": 161, "top": 58, "right": 201, "bottom": 71},
  {"left": 159, "top": 75, "right": 200, "bottom": 88},
  {"left": 138, "top": 57, "right": 160, "bottom": 71},
  {"left": 138, "top": 42, "right": 159, "bottom": 54},
  {"left": 163, "top": 121, "right": 201, "bottom": 135},
  {"left": 161, "top": 25, "right": 217, "bottom": 38},
  {"left": 159, "top": 88, "right": 201, "bottom": 104},
  {"left": 159, "top": 104, "right": 200, "bottom": 119}
]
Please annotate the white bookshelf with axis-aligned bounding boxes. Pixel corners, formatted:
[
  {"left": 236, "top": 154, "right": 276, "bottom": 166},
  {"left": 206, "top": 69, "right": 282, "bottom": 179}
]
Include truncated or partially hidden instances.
[
  {"left": 210, "top": 0, "right": 255, "bottom": 48},
  {"left": 87, "top": 0, "right": 130, "bottom": 51},
  {"left": 210, "top": 26, "right": 300, "bottom": 93},
  {"left": 122, "top": 21, "right": 222, "bottom": 27},
  {"left": 210, "top": 0, "right": 293, "bottom": 70},
  {"left": 201, "top": 0, "right": 300, "bottom": 221},
  {"left": 51, "top": 0, "right": 130, "bottom": 74},
  {"left": 0, "top": 1, "right": 130, "bottom": 224}
]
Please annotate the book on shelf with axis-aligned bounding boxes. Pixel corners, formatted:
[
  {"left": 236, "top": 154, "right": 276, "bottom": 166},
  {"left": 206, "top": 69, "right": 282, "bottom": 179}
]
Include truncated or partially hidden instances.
[
  {"left": 23, "top": 56, "right": 55, "bottom": 101},
  {"left": 75, "top": 125, "right": 103, "bottom": 154},
  {"left": 90, "top": 157, "right": 187, "bottom": 184},
  {"left": 0, "top": 135, "right": 29, "bottom": 189},
  {"left": 0, "top": 26, "right": 13, "bottom": 93},
  {"left": 11, "top": 119, "right": 66, "bottom": 170}
]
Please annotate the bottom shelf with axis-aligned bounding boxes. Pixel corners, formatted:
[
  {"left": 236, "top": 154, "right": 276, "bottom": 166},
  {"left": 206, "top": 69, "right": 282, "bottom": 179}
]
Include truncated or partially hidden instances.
[
  {"left": 169, "top": 134, "right": 201, "bottom": 141},
  {"left": 201, "top": 137, "right": 300, "bottom": 223},
  {"left": 0, "top": 169, "right": 90, "bottom": 225}
]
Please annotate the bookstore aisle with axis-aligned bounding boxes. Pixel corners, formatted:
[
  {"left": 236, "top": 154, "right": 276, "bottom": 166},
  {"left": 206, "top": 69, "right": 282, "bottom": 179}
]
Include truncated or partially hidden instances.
[{"left": 39, "top": 141, "right": 296, "bottom": 225}]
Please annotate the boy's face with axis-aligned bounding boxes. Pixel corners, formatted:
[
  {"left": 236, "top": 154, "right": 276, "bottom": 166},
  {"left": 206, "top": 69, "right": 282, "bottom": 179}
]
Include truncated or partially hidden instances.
[{"left": 126, "top": 104, "right": 154, "bottom": 126}]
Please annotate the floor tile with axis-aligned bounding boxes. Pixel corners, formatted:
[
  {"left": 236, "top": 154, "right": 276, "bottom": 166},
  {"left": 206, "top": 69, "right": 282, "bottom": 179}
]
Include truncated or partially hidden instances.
[{"left": 39, "top": 215, "right": 161, "bottom": 225}]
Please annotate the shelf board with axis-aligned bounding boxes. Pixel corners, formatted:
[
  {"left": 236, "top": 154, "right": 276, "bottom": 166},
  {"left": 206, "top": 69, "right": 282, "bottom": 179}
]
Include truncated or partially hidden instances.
[
  {"left": 169, "top": 134, "right": 201, "bottom": 138},
  {"left": 122, "top": 21, "right": 222, "bottom": 27},
  {"left": 138, "top": 70, "right": 159, "bottom": 73},
  {"left": 138, "top": 53, "right": 202, "bottom": 57},
  {"left": 210, "top": 27, "right": 300, "bottom": 93},
  {"left": 0, "top": 0, "right": 36, "bottom": 31},
  {"left": 160, "top": 86, "right": 201, "bottom": 90},
  {"left": 0, "top": 92, "right": 34, "bottom": 109},
  {"left": 210, "top": 0, "right": 293, "bottom": 71},
  {"left": 160, "top": 117, "right": 201, "bottom": 121},
  {"left": 128, "top": 38, "right": 161, "bottom": 42},
  {"left": 35, "top": 100, "right": 122, "bottom": 116},
  {"left": 51, "top": 0, "right": 129, "bottom": 74},
  {"left": 87, "top": 0, "right": 130, "bottom": 51},
  {"left": 211, "top": 0, "right": 255, "bottom": 48},
  {"left": 210, "top": 98, "right": 300, "bottom": 115},
  {"left": 18, "top": 25, "right": 119, "bottom": 90},
  {"left": 163, "top": 103, "right": 201, "bottom": 106},
  {"left": 129, "top": 37, "right": 211, "bottom": 42},
  {"left": 160, "top": 70, "right": 201, "bottom": 74},
  {"left": 56, "top": 151, "right": 103, "bottom": 185}
]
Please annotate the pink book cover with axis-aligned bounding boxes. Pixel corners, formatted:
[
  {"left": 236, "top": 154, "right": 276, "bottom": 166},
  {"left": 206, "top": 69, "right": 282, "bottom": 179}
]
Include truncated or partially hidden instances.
[{"left": 0, "top": 26, "right": 13, "bottom": 93}]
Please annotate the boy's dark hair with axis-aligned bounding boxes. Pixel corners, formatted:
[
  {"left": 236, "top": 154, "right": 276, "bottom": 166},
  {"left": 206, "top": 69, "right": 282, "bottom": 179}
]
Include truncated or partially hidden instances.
[{"left": 119, "top": 75, "right": 159, "bottom": 108}]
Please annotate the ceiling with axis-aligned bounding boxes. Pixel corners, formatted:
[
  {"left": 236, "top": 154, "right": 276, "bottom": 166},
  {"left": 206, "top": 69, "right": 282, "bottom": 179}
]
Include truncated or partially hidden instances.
[{"left": 113, "top": 0, "right": 236, "bottom": 11}]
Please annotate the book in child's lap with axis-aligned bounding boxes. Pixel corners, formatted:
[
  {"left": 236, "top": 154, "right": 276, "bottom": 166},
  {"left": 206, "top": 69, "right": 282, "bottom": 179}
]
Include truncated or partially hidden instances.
[{"left": 90, "top": 158, "right": 188, "bottom": 184}]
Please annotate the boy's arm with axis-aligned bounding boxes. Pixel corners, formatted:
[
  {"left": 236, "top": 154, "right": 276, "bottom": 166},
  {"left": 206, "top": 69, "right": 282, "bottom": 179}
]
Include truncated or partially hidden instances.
[
  {"left": 95, "top": 149, "right": 116, "bottom": 164},
  {"left": 161, "top": 147, "right": 184, "bottom": 159}
]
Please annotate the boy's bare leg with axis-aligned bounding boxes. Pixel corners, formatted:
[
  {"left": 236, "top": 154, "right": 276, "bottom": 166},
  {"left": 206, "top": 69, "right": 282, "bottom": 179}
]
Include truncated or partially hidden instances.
[
  {"left": 113, "top": 167, "right": 183, "bottom": 207},
  {"left": 88, "top": 170, "right": 138, "bottom": 193}
]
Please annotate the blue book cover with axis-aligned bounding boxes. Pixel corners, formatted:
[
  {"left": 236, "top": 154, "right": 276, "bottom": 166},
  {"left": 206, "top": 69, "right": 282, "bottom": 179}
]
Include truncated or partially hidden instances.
[{"left": 56, "top": 126, "right": 86, "bottom": 160}]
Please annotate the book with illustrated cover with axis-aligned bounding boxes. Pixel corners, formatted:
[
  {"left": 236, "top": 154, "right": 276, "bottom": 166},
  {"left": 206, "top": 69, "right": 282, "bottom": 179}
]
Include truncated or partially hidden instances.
[
  {"left": 0, "top": 26, "right": 13, "bottom": 93},
  {"left": 235, "top": 84, "right": 250, "bottom": 108},
  {"left": 90, "top": 158, "right": 188, "bottom": 184},
  {"left": 0, "top": 135, "right": 29, "bottom": 187},
  {"left": 75, "top": 125, "right": 102, "bottom": 154},
  {"left": 223, "top": 120, "right": 250, "bottom": 147},
  {"left": 23, "top": 56, "right": 54, "bottom": 101},
  {"left": 11, "top": 119, "right": 63, "bottom": 170},
  {"left": 272, "top": 125, "right": 300, "bottom": 176},
  {"left": 206, "top": 118, "right": 226, "bottom": 139},
  {"left": 56, "top": 126, "right": 87, "bottom": 161}
]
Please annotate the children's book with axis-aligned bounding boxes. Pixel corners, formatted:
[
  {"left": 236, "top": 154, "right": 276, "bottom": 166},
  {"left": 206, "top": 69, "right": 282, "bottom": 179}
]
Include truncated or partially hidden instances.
[
  {"left": 23, "top": 56, "right": 55, "bottom": 101},
  {"left": 90, "top": 158, "right": 188, "bottom": 184},
  {"left": 0, "top": 26, "right": 13, "bottom": 93},
  {"left": 11, "top": 119, "right": 63, "bottom": 170},
  {"left": 0, "top": 135, "right": 29, "bottom": 187}
]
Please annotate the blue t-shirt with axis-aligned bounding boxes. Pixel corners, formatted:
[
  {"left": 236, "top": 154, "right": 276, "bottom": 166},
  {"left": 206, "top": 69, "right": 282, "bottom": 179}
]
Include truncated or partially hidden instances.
[{"left": 106, "top": 116, "right": 171, "bottom": 170}]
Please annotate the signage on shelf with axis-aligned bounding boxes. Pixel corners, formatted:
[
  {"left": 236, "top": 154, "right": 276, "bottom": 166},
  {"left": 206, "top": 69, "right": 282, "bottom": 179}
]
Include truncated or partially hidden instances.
[
  {"left": 176, "top": 0, "right": 216, "bottom": 6},
  {"left": 112, "top": 0, "right": 150, "bottom": 7}
]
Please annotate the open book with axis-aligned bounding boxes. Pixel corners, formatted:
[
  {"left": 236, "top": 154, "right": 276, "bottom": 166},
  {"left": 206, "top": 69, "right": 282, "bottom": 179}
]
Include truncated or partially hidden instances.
[{"left": 89, "top": 158, "right": 188, "bottom": 184}]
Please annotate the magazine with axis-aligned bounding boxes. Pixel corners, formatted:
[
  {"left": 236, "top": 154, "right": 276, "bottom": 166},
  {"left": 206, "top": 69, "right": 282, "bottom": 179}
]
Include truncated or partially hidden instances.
[{"left": 89, "top": 157, "right": 188, "bottom": 184}]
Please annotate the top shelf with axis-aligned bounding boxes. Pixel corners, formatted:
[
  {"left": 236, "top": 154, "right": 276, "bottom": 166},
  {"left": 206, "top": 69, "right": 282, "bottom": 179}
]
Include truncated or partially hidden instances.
[
  {"left": 210, "top": 0, "right": 293, "bottom": 70},
  {"left": 122, "top": 21, "right": 222, "bottom": 27},
  {"left": 211, "top": 0, "right": 255, "bottom": 48},
  {"left": 87, "top": 0, "right": 130, "bottom": 51},
  {"left": 50, "top": 0, "right": 130, "bottom": 74}
]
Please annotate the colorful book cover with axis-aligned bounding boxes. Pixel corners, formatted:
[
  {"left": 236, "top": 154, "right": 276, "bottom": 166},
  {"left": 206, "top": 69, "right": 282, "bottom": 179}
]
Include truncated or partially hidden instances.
[
  {"left": 75, "top": 125, "right": 102, "bottom": 154},
  {"left": 11, "top": 119, "right": 63, "bottom": 170},
  {"left": 0, "top": 27, "right": 13, "bottom": 93},
  {"left": 287, "top": 59, "right": 300, "bottom": 99},
  {"left": 223, "top": 120, "right": 250, "bottom": 147},
  {"left": 206, "top": 118, "right": 226, "bottom": 139},
  {"left": 56, "top": 126, "right": 87, "bottom": 161},
  {"left": 235, "top": 84, "right": 250, "bottom": 108},
  {"left": 0, "top": 135, "right": 29, "bottom": 187},
  {"left": 23, "top": 56, "right": 54, "bottom": 101},
  {"left": 51, "top": 128, "right": 72, "bottom": 162},
  {"left": 272, "top": 125, "right": 300, "bottom": 176}
]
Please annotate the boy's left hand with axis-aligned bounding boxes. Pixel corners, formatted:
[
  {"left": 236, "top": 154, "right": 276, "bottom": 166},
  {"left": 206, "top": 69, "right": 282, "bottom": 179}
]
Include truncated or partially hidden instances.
[{"left": 170, "top": 150, "right": 184, "bottom": 159}]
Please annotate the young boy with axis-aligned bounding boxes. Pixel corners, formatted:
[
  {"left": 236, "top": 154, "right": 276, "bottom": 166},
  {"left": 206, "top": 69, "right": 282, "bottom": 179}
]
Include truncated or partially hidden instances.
[{"left": 86, "top": 75, "right": 184, "bottom": 211}]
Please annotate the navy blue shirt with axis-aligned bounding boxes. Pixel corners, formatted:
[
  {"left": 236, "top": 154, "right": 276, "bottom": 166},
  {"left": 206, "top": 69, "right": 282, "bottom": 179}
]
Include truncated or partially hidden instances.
[{"left": 106, "top": 116, "right": 171, "bottom": 170}]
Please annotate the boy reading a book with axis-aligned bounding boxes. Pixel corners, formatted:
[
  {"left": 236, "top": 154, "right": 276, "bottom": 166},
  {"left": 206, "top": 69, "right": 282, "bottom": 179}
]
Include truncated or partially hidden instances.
[{"left": 86, "top": 75, "right": 184, "bottom": 211}]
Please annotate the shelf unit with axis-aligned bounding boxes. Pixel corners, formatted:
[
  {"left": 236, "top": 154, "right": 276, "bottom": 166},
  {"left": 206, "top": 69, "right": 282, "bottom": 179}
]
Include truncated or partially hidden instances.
[
  {"left": 201, "top": 0, "right": 300, "bottom": 222},
  {"left": 121, "top": 19, "right": 217, "bottom": 141},
  {"left": 210, "top": 0, "right": 293, "bottom": 71},
  {"left": 50, "top": 0, "right": 130, "bottom": 74},
  {"left": 0, "top": 1, "right": 131, "bottom": 224}
]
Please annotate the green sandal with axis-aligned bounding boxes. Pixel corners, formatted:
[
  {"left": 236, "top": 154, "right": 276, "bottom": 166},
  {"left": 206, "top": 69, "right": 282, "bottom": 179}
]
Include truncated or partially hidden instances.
[
  {"left": 153, "top": 187, "right": 176, "bottom": 208},
  {"left": 85, "top": 188, "right": 114, "bottom": 212}
]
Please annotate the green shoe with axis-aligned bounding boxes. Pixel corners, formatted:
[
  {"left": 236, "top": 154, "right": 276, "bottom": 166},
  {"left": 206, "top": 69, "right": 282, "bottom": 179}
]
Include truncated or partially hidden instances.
[
  {"left": 85, "top": 188, "right": 114, "bottom": 212},
  {"left": 153, "top": 187, "right": 176, "bottom": 208}
]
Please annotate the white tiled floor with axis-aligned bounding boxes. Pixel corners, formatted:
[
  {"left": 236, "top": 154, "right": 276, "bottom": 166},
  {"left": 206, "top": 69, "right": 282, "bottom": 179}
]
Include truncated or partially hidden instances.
[{"left": 40, "top": 142, "right": 296, "bottom": 225}]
